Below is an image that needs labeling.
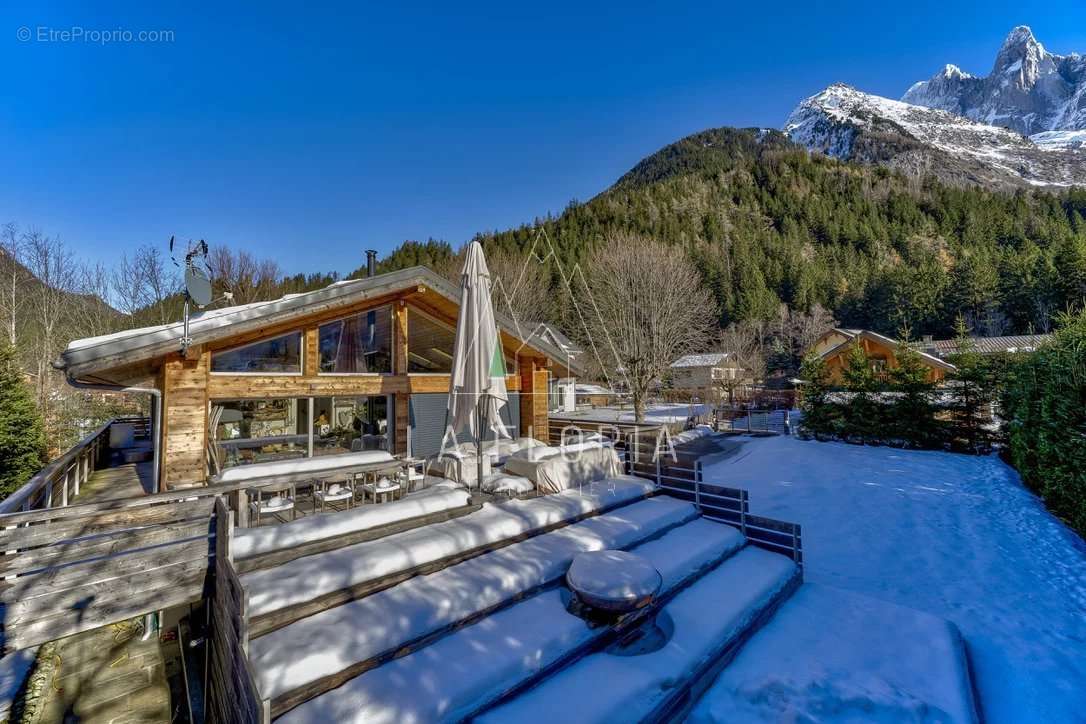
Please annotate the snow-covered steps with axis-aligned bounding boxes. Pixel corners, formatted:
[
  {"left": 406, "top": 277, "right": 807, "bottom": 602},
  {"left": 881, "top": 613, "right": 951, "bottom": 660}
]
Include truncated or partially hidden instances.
[
  {"left": 242, "top": 476, "right": 655, "bottom": 634},
  {"left": 686, "top": 583, "right": 980, "bottom": 723},
  {"left": 273, "top": 517, "right": 747, "bottom": 723},
  {"left": 476, "top": 546, "right": 800, "bottom": 724},
  {"left": 252, "top": 495, "right": 704, "bottom": 716},
  {"left": 234, "top": 484, "right": 474, "bottom": 573}
]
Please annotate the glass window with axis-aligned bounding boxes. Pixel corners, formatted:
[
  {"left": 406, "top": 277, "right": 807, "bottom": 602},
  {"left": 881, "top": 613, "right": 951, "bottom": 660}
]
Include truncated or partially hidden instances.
[
  {"left": 212, "top": 333, "right": 302, "bottom": 374},
  {"left": 407, "top": 312, "right": 455, "bottom": 373},
  {"left": 319, "top": 307, "right": 392, "bottom": 374},
  {"left": 407, "top": 310, "right": 516, "bottom": 374},
  {"left": 312, "top": 396, "right": 390, "bottom": 455},
  {"left": 210, "top": 398, "right": 310, "bottom": 469}
]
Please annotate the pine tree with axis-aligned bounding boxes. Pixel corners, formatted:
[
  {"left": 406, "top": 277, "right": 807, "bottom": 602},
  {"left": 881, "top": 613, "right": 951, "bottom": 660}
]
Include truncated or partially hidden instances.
[
  {"left": 0, "top": 341, "right": 46, "bottom": 497},
  {"left": 841, "top": 343, "right": 881, "bottom": 443},
  {"left": 889, "top": 330, "right": 940, "bottom": 448},
  {"left": 798, "top": 354, "right": 837, "bottom": 439},
  {"left": 946, "top": 316, "right": 995, "bottom": 452}
]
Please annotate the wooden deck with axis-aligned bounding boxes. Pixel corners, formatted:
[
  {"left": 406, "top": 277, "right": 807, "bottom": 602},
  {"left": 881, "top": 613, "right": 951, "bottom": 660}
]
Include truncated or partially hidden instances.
[{"left": 72, "top": 446, "right": 155, "bottom": 506}]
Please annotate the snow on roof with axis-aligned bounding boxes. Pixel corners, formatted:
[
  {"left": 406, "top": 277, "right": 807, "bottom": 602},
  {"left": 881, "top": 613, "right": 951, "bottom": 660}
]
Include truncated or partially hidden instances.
[
  {"left": 913, "top": 333, "right": 1053, "bottom": 357},
  {"left": 670, "top": 353, "right": 731, "bottom": 368},
  {"left": 58, "top": 266, "right": 579, "bottom": 377}
]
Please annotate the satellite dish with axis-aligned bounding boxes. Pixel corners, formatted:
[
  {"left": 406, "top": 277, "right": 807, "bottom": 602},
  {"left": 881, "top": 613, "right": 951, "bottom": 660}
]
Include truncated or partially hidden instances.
[{"left": 185, "top": 264, "right": 212, "bottom": 307}]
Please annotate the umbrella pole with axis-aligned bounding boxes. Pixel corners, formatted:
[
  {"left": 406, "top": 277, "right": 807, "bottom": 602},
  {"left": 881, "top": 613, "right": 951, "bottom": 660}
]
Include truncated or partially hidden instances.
[{"left": 476, "top": 395, "right": 486, "bottom": 490}]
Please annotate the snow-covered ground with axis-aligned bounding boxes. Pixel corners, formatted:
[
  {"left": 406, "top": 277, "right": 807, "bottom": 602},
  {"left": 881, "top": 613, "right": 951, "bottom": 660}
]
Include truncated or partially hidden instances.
[
  {"left": 702, "top": 436, "right": 1086, "bottom": 724},
  {"left": 619, "top": 402, "right": 709, "bottom": 423},
  {"left": 691, "top": 583, "right": 977, "bottom": 723}
]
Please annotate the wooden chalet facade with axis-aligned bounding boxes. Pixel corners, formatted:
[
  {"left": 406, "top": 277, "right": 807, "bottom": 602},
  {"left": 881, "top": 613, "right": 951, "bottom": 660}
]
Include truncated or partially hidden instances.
[
  {"left": 810, "top": 328, "right": 956, "bottom": 384},
  {"left": 57, "top": 266, "right": 578, "bottom": 490}
]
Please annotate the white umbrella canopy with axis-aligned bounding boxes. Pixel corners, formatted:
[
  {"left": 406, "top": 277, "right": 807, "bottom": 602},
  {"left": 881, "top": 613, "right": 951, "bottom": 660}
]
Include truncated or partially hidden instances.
[{"left": 446, "top": 241, "right": 510, "bottom": 446}]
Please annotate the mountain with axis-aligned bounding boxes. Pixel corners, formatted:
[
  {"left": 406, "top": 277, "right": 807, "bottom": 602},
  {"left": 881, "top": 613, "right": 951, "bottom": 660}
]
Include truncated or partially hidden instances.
[
  {"left": 902, "top": 26, "right": 1086, "bottom": 137},
  {"left": 784, "top": 83, "right": 1086, "bottom": 188},
  {"left": 466, "top": 126, "right": 1086, "bottom": 341}
]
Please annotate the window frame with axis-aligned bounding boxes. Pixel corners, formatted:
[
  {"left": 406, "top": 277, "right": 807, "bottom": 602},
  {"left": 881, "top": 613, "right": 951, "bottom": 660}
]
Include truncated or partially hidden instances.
[
  {"left": 210, "top": 330, "right": 305, "bottom": 376},
  {"left": 406, "top": 305, "right": 517, "bottom": 376},
  {"left": 316, "top": 304, "right": 395, "bottom": 376}
]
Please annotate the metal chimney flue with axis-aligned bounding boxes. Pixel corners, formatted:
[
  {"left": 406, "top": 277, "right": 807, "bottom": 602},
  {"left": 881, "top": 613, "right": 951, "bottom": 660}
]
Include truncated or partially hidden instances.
[{"left": 366, "top": 249, "right": 378, "bottom": 277}]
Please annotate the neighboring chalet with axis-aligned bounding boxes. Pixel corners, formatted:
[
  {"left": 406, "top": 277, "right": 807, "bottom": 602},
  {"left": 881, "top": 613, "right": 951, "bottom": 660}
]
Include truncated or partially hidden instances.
[
  {"left": 810, "top": 329, "right": 955, "bottom": 384},
  {"left": 810, "top": 329, "right": 1054, "bottom": 385},
  {"left": 523, "top": 322, "right": 583, "bottom": 413},
  {"left": 56, "top": 266, "right": 580, "bottom": 490},
  {"left": 669, "top": 353, "right": 746, "bottom": 394},
  {"left": 912, "top": 333, "right": 1052, "bottom": 358}
]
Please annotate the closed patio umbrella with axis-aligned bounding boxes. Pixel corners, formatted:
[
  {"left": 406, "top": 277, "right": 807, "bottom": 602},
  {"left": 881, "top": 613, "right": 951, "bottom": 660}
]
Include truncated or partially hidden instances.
[{"left": 446, "top": 241, "right": 509, "bottom": 487}]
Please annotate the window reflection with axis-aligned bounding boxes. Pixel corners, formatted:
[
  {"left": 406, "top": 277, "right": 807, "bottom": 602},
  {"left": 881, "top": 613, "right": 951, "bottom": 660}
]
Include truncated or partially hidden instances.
[
  {"left": 212, "top": 333, "right": 302, "bottom": 374},
  {"left": 312, "top": 396, "right": 390, "bottom": 455},
  {"left": 319, "top": 307, "right": 392, "bottom": 374}
]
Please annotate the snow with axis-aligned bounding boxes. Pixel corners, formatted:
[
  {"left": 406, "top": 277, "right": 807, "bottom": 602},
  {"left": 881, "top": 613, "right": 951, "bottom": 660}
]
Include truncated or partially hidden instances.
[
  {"left": 670, "top": 353, "right": 730, "bottom": 368},
  {"left": 1031, "top": 129, "right": 1086, "bottom": 149},
  {"left": 479, "top": 473, "right": 534, "bottom": 495},
  {"left": 232, "top": 484, "right": 470, "bottom": 559},
  {"left": 242, "top": 476, "right": 656, "bottom": 618},
  {"left": 216, "top": 450, "right": 394, "bottom": 483},
  {"left": 477, "top": 546, "right": 797, "bottom": 724},
  {"left": 566, "top": 550, "right": 662, "bottom": 610},
  {"left": 618, "top": 402, "right": 709, "bottom": 423},
  {"left": 786, "top": 83, "right": 1086, "bottom": 187},
  {"left": 702, "top": 436, "right": 1086, "bottom": 724},
  {"left": 0, "top": 648, "right": 36, "bottom": 717},
  {"left": 251, "top": 496, "right": 705, "bottom": 700},
  {"left": 690, "top": 582, "right": 977, "bottom": 723},
  {"left": 274, "top": 517, "right": 745, "bottom": 723}
]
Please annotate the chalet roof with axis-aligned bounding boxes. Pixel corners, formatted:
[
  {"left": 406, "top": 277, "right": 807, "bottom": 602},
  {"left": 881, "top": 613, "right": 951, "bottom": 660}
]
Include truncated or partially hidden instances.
[
  {"left": 57, "top": 266, "right": 581, "bottom": 378},
  {"left": 912, "top": 333, "right": 1052, "bottom": 358},
  {"left": 818, "top": 329, "right": 957, "bottom": 372},
  {"left": 523, "top": 322, "right": 582, "bottom": 356},
  {"left": 671, "top": 353, "right": 731, "bottom": 368}
]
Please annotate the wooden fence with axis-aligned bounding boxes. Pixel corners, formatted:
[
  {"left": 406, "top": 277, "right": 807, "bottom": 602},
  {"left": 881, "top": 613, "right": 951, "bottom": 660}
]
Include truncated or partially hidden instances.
[
  {"left": 206, "top": 499, "right": 269, "bottom": 724},
  {"left": 0, "top": 416, "right": 150, "bottom": 514},
  {"left": 0, "top": 488, "right": 215, "bottom": 654}
]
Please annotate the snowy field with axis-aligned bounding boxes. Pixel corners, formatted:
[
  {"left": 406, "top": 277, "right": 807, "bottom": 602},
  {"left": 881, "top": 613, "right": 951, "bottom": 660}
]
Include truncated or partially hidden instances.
[{"left": 702, "top": 436, "right": 1086, "bottom": 724}]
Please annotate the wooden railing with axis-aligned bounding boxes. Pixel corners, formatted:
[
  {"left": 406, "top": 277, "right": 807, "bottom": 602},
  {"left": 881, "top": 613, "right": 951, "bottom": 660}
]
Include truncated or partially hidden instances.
[
  {"left": 206, "top": 499, "right": 270, "bottom": 724},
  {"left": 0, "top": 415, "right": 150, "bottom": 514},
  {"left": 0, "top": 487, "right": 215, "bottom": 654},
  {"left": 550, "top": 419, "right": 804, "bottom": 567}
]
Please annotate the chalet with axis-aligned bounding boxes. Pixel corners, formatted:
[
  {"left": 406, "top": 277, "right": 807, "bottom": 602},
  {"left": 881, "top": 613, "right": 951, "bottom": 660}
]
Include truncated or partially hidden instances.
[
  {"left": 809, "top": 328, "right": 955, "bottom": 384},
  {"left": 54, "top": 265, "right": 579, "bottom": 491},
  {"left": 668, "top": 353, "right": 747, "bottom": 393},
  {"left": 912, "top": 333, "right": 1052, "bottom": 359}
]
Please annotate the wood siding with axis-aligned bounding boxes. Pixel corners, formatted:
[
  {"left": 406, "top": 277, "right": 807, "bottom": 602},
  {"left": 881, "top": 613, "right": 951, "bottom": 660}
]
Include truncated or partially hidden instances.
[
  {"left": 161, "top": 349, "right": 210, "bottom": 489},
  {"left": 154, "top": 290, "right": 553, "bottom": 484}
]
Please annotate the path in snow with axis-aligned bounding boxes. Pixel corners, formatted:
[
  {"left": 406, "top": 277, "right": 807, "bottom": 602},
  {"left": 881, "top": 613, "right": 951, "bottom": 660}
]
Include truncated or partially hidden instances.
[{"left": 702, "top": 436, "right": 1086, "bottom": 724}]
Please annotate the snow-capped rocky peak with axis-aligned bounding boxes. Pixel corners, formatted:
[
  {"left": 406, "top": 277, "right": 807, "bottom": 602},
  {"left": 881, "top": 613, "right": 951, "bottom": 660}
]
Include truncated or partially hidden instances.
[
  {"left": 784, "top": 83, "right": 1086, "bottom": 188},
  {"left": 901, "top": 26, "right": 1085, "bottom": 136}
]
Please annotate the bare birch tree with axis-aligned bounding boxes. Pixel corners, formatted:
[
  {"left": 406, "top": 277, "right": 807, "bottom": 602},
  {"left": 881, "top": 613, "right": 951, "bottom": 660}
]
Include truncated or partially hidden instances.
[
  {"left": 23, "top": 230, "right": 77, "bottom": 429},
  {"left": 583, "top": 233, "right": 716, "bottom": 421},
  {"left": 209, "top": 246, "right": 281, "bottom": 305},
  {"left": 0, "top": 223, "right": 31, "bottom": 346}
]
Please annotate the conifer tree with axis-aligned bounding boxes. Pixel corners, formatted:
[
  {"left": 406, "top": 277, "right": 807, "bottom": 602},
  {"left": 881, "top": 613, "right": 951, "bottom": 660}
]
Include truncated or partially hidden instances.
[
  {"left": 946, "top": 316, "right": 994, "bottom": 452},
  {"left": 0, "top": 341, "right": 46, "bottom": 497},
  {"left": 889, "top": 329, "right": 940, "bottom": 447}
]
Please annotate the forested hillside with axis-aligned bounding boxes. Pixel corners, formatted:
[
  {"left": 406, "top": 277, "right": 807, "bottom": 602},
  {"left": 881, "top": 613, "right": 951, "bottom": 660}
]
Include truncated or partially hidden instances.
[{"left": 459, "top": 128, "right": 1086, "bottom": 338}]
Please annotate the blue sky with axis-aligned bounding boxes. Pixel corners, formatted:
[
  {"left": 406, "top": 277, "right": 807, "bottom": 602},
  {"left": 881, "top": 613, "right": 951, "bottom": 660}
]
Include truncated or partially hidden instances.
[{"left": 1, "top": 1, "right": 1083, "bottom": 276}]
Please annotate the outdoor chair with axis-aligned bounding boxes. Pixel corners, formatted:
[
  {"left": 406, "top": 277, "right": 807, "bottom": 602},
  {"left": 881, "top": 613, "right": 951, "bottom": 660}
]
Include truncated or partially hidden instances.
[
  {"left": 312, "top": 474, "right": 355, "bottom": 513},
  {"left": 248, "top": 482, "right": 297, "bottom": 525},
  {"left": 359, "top": 475, "right": 402, "bottom": 504}
]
